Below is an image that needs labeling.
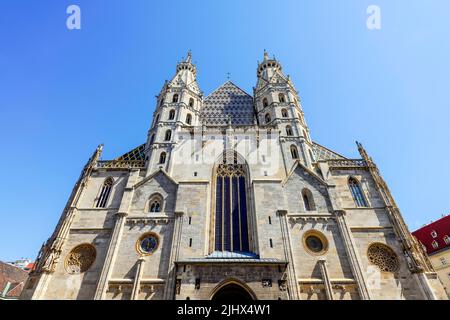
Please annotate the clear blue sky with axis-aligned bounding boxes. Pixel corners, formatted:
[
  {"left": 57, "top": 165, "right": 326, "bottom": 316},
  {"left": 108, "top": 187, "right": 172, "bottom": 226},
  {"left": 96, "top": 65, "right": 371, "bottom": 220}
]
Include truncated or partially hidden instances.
[{"left": 1, "top": 0, "right": 449, "bottom": 262}]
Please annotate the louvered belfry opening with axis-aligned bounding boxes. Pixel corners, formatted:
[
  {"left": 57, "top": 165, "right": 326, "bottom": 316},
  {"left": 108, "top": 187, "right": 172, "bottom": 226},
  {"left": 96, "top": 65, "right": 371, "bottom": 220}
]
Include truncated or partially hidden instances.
[{"left": 214, "top": 152, "right": 250, "bottom": 253}]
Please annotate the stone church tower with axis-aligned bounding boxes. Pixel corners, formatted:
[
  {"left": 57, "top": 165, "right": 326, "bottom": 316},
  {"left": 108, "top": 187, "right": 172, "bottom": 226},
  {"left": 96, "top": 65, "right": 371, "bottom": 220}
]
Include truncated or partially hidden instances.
[{"left": 21, "top": 52, "right": 447, "bottom": 300}]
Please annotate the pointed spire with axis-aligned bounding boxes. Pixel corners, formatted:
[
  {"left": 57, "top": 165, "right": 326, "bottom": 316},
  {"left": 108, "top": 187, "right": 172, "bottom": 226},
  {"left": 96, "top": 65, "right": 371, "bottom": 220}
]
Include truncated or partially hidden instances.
[
  {"left": 186, "top": 50, "right": 192, "bottom": 63},
  {"left": 173, "top": 50, "right": 198, "bottom": 85},
  {"left": 356, "top": 141, "right": 374, "bottom": 165},
  {"left": 256, "top": 51, "right": 283, "bottom": 81}
]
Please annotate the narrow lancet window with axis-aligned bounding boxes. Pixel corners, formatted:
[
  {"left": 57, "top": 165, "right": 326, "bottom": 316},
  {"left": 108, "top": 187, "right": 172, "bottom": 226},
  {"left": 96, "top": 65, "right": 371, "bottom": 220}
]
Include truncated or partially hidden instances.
[
  {"left": 96, "top": 177, "right": 113, "bottom": 208},
  {"left": 286, "top": 125, "right": 293, "bottom": 136},
  {"left": 349, "top": 177, "right": 368, "bottom": 207},
  {"left": 291, "top": 145, "right": 299, "bottom": 159},
  {"left": 186, "top": 114, "right": 192, "bottom": 125},
  {"left": 302, "top": 188, "right": 315, "bottom": 211},
  {"left": 159, "top": 152, "right": 167, "bottom": 164},
  {"left": 165, "top": 130, "right": 172, "bottom": 141}
]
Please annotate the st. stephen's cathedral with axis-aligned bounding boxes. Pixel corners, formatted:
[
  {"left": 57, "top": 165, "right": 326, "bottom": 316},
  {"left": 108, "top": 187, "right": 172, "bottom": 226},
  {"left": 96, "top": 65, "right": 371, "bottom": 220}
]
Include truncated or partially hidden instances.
[{"left": 21, "top": 52, "right": 447, "bottom": 300}]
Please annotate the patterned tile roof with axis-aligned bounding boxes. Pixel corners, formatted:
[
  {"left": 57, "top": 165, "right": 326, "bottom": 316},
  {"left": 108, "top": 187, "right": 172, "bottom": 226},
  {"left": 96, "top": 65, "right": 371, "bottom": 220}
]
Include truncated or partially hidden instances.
[
  {"left": 200, "top": 81, "right": 255, "bottom": 126},
  {"left": 115, "top": 144, "right": 146, "bottom": 161},
  {"left": 313, "top": 142, "right": 347, "bottom": 161}
]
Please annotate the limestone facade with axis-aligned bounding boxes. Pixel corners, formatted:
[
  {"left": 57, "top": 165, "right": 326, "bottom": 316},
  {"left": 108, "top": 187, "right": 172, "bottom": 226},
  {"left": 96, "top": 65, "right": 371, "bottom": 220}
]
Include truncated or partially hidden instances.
[{"left": 20, "top": 52, "right": 448, "bottom": 300}]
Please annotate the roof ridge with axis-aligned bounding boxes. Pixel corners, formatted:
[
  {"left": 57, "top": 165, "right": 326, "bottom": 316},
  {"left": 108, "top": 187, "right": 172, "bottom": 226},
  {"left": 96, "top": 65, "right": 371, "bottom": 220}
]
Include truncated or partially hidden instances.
[
  {"left": 205, "top": 80, "right": 253, "bottom": 99},
  {"left": 313, "top": 141, "right": 348, "bottom": 160}
]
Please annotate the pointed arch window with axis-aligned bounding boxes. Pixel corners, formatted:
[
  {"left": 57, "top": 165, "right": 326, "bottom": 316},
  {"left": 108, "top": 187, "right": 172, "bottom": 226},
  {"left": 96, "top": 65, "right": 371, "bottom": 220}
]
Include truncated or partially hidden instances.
[
  {"left": 263, "top": 98, "right": 269, "bottom": 108},
  {"left": 186, "top": 114, "right": 192, "bottom": 125},
  {"left": 159, "top": 152, "right": 167, "bottom": 164},
  {"left": 150, "top": 134, "right": 155, "bottom": 145},
  {"left": 290, "top": 145, "right": 299, "bottom": 159},
  {"left": 189, "top": 98, "right": 194, "bottom": 107},
  {"left": 214, "top": 153, "right": 250, "bottom": 253},
  {"left": 281, "top": 108, "right": 288, "bottom": 117},
  {"left": 286, "top": 125, "right": 293, "bottom": 136},
  {"left": 302, "top": 188, "right": 316, "bottom": 211},
  {"left": 155, "top": 114, "right": 160, "bottom": 124},
  {"left": 169, "top": 109, "right": 176, "bottom": 120},
  {"left": 165, "top": 130, "right": 172, "bottom": 141},
  {"left": 265, "top": 113, "right": 271, "bottom": 124},
  {"left": 348, "top": 177, "right": 368, "bottom": 207},
  {"left": 148, "top": 194, "right": 163, "bottom": 213},
  {"left": 172, "top": 94, "right": 179, "bottom": 103},
  {"left": 95, "top": 177, "right": 113, "bottom": 208},
  {"left": 160, "top": 99, "right": 164, "bottom": 107},
  {"left": 278, "top": 93, "right": 286, "bottom": 103}
]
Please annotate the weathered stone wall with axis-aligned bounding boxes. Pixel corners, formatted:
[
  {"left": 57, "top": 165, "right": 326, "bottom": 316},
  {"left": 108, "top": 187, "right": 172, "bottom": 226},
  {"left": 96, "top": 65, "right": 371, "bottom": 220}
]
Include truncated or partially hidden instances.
[{"left": 175, "top": 265, "right": 289, "bottom": 300}]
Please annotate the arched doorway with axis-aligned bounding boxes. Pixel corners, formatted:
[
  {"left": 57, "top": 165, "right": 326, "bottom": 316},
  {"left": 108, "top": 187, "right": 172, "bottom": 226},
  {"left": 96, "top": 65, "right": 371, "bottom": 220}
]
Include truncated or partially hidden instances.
[{"left": 211, "top": 282, "right": 255, "bottom": 301}]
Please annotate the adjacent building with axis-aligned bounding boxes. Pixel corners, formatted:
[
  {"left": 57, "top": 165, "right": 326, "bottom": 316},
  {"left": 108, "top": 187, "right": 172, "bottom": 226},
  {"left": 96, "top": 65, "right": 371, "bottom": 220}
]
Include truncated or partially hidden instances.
[
  {"left": 21, "top": 52, "right": 448, "bottom": 300},
  {"left": 8, "top": 259, "right": 34, "bottom": 272},
  {"left": 0, "top": 261, "right": 29, "bottom": 300},
  {"left": 412, "top": 215, "right": 450, "bottom": 297}
]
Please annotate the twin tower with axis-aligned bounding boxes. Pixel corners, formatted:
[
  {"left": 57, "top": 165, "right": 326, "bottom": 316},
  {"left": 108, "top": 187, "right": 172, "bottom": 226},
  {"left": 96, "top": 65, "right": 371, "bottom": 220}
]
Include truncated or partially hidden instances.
[
  {"left": 145, "top": 51, "right": 317, "bottom": 179},
  {"left": 22, "top": 52, "right": 447, "bottom": 300}
]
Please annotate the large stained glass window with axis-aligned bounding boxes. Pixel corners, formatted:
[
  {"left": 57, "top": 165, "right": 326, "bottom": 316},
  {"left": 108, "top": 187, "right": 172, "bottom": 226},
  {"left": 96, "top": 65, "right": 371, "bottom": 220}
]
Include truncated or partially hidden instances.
[{"left": 214, "top": 162, "right": 250, "bottom": 253}]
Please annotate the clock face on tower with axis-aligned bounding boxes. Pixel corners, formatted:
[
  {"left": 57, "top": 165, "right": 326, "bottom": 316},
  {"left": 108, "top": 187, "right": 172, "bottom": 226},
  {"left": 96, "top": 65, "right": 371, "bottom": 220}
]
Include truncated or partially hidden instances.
[{"left": 137, "top": 233, "right": 159, "bottom": 255}]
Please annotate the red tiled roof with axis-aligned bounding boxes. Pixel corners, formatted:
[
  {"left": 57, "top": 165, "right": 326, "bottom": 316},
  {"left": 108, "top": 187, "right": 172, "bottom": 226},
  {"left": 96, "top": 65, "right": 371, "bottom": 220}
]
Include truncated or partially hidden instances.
[
  {"left": 25, "top": 263, "right": 35, "bottom": 271},
  {"left": 412, "top": 215, "right": 450, "bottom": 255},
  {"left": 0, "top": 261, "right": 28, "bottom": 298}
]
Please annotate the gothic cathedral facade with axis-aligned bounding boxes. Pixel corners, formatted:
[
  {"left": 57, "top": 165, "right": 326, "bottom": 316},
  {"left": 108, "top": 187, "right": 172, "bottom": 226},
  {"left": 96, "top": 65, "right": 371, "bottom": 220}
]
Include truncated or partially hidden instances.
[{"left": 21, "top": 52, "right": 447, "bottom": 300}]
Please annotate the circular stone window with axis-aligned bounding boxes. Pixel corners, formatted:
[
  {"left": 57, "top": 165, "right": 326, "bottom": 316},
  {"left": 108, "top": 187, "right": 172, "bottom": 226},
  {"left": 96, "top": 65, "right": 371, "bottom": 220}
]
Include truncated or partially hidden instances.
[
  {"left": 303, "top": 231, "right": 328, "bottom": 255},
  {"left": 367, "top": 243, "right": 399, "bottom": 272},
  {"left": 137, "top": 233, "right": 159, "bottom": 255},
  {"left": 65, "top": 244, "right": 96, "bottom": 274}
]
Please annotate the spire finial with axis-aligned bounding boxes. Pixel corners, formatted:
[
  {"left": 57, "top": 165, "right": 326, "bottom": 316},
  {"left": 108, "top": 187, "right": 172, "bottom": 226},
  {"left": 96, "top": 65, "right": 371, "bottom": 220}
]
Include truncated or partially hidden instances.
[
  {"left": 186, "top": 50, "right": 192, "bottom": 63},
  {"left": 263, "top": 49, "right": 269, "bottom": 61},
  {"left": 226, "top": 72, "right": 231, "bottom": 80}
]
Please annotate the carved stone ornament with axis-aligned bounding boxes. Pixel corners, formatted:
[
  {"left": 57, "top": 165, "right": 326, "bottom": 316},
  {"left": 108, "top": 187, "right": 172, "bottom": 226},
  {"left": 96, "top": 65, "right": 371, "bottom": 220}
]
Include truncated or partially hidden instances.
[
  {"left": 65, "top": 244, "right": 97, "bottom": 274},
  {"left": 367, "top": 243, "right": 399, "bottom": 273}
]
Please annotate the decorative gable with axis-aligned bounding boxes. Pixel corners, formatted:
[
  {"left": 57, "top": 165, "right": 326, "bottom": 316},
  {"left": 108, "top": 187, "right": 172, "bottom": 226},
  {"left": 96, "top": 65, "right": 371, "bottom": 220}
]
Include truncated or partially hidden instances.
[{"left": 200, "top": 81, "right": 255, "bottom": 125}]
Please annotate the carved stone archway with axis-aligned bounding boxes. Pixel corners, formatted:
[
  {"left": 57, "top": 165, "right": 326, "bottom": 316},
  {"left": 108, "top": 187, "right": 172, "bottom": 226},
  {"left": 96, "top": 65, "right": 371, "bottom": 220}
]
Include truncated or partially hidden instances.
[{"left": 210, "top": 279, "right": 256, "bottom": 301}]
